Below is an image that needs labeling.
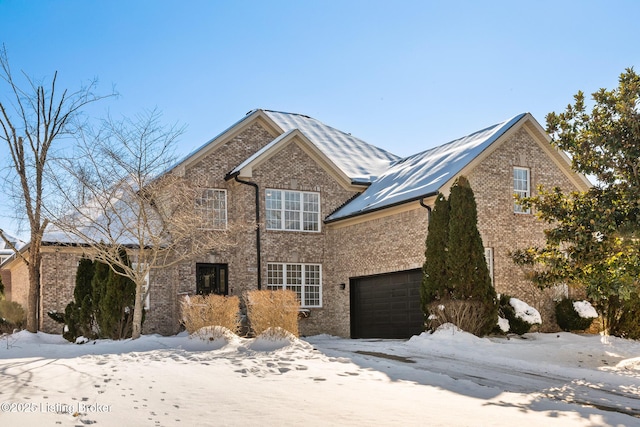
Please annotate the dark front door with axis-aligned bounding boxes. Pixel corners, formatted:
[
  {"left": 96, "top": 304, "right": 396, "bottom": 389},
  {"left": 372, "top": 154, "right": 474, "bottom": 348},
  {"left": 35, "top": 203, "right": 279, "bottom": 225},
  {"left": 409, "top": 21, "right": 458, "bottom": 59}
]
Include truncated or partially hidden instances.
[{"left": 196, "top": 263, "right": 228, "bottom": 296}]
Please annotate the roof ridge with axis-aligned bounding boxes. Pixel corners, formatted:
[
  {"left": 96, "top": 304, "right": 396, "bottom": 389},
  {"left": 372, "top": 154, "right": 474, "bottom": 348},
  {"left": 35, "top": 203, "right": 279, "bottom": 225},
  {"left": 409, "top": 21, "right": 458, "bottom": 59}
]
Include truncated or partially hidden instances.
[
  {"left": 261, "top": 109, "right": 311, "bottom": 119},
  {"left": 396, "top": 113, "right": 527, "bottom": 163}
]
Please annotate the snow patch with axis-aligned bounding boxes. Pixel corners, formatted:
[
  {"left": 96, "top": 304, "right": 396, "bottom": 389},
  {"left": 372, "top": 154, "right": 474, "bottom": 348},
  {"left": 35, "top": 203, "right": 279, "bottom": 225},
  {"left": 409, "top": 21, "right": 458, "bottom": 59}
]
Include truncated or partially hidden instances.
[
  {"left": 510, "top": 298, "right": 542, "bottom": 324},
  {"left": 497, "top": 316, "right": 510, "bottom": 332},
  {"left": 573, "top": 300, "right": 598, "bottom": 319},
  {"left": 246, "top": 327, "right": 309, "bottom": 352}
]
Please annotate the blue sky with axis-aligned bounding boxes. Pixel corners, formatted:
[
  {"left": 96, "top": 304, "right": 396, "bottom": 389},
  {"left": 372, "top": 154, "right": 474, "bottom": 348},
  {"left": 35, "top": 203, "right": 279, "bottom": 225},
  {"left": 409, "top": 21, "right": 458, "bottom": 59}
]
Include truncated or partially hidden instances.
[{"left": 1, "top": 0, "right": 639, "bottom": 239}]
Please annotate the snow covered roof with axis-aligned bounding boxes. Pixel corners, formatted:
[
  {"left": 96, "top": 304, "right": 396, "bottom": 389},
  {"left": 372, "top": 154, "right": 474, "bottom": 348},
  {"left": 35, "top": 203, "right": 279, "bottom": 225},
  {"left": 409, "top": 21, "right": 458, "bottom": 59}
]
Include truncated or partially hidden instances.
[
  {"left": 260, "top": 110, "right": 400, "bottom": 182},
  {"left": 0, "top": 232, "right": 26, "bottom": 265},
  {"left": 42, "top": 180, "right": 163, "bottom": 247},
  {"left": 326, "top": 113, "right": 527, "bottom": 222}
]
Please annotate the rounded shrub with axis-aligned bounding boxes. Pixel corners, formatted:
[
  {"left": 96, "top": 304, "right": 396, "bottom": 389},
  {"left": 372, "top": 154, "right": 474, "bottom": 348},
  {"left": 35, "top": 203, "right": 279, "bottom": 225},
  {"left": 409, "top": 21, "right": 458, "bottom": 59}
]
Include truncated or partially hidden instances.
[
  {"left": 555, "top": 298, "right": 595, "bottom": 331},
  {"left": 497, "top": 295, "right": 535, "bottom": 335}
]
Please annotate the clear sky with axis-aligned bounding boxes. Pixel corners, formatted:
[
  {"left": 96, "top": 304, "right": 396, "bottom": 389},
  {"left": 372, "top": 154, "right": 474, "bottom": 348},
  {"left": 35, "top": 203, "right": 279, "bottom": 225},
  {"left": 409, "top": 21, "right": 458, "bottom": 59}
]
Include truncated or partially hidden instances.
[{"left": 1, "top": 0, "right": 639, "bottom": 239}]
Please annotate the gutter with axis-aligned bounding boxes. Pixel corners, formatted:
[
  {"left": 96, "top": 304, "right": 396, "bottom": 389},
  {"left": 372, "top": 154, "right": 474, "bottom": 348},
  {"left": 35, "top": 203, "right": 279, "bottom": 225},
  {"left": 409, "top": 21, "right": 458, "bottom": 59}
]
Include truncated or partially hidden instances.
[
  {"left": 324, "top": 191, "right": 438, "bottom": 224},
  {"left": 225, "top": 172, "right": 261, "bottom": 290}
]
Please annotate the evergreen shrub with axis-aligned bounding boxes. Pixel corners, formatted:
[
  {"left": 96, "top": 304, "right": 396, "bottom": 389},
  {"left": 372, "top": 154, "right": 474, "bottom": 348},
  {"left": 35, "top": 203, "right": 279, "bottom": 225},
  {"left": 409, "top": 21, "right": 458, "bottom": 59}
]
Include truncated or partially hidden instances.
[
  {"left": 609, "top": 293, "right": 640, "bottom": 340},
  {"left": 422, "top": 177, "right": 497, "bottom": 336},
  {"left": 555, "top": 298, "right": 595, "bottom": 331},
  {"left": 497, "top": 295, "right": 533, "bottom": 335}
]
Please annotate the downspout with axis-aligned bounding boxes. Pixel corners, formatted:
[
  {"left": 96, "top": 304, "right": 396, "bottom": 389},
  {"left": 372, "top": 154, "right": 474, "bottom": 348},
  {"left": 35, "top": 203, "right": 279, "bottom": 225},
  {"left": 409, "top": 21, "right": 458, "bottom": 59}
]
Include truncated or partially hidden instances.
[
  {"left": 419, "top": 197, "right": 432, "bottom": 222},
  {"left": 229, "top": 174, "right": 262, "bottom": 290}
]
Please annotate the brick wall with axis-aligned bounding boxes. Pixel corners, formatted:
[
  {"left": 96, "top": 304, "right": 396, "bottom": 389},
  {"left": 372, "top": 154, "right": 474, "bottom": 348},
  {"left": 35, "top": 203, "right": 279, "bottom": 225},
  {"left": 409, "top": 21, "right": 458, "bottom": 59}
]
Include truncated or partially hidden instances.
[
  {"left": 326, "top": 207, "right": 429, "bottom": 336},
  {"left": 1, "top": 267, "right": 12, "bottom": 300},
  {"left": 467, "top": 127, "right": 582, "bottom": 330},
  {"left": 251, "top": 140, "right": 358, "bottom": 336},
  {"left": 39, "top": 249, "right": 83, "bottom": 333},
  {"left": 6, "top": 260, "right": 28, "bottom": 310}
]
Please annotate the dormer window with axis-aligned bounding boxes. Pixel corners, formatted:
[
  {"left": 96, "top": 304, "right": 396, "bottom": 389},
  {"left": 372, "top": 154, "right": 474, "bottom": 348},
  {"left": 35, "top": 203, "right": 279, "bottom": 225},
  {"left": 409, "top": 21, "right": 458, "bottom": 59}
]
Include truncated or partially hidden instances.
[{"left": 266, "top": 189, "right": 320, "bottom": 232}]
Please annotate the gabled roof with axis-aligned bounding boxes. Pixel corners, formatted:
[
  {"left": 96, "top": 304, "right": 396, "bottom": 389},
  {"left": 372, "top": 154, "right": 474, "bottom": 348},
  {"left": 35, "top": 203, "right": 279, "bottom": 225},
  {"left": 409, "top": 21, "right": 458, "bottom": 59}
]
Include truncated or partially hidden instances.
[
  {"left": 261, "top": 110, "right": 400, "bottom": 182},
  {"left": 326, "top": 113, "right": 529, "bottom": 222}
]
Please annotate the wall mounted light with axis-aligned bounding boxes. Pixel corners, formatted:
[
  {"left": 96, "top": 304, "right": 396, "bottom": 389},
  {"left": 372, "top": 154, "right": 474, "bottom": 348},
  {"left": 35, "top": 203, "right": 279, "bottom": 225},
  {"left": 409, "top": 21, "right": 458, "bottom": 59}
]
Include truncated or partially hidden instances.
[{"left": 339, "top": 283, "right": 346, "bottom": 290}]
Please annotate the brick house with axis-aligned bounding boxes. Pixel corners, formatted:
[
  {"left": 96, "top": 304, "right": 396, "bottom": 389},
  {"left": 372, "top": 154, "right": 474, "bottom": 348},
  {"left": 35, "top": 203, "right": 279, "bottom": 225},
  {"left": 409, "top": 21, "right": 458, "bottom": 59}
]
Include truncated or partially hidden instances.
[{"left": 1, "top": 109, "right": 590, "bottom": 338}]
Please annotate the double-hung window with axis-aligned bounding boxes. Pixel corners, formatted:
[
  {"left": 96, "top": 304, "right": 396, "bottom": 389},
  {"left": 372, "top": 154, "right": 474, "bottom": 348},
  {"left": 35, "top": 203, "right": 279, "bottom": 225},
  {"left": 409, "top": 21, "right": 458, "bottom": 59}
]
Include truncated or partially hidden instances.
[
  {"left": 196, "top": 189, "right": 227, "bottom": 229},
  {"left": 513, "top": 167, "right": 531, "bottom": 214},
  {"left": 266, "top": 263, "right": 322, "bottom": 307},
  {"left": 266, "top": 189, "right": 320, "bottom": 231}
]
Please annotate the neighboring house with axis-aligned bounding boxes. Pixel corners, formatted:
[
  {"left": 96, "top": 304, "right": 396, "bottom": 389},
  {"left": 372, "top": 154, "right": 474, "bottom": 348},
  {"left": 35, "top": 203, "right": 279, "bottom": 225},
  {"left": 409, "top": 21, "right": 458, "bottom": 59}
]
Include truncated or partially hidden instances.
[
  {"left": 0, "top": 109, "right": 590, "bottom": 338},
  {"left": 0, "top": 233, "right": 26, "bottom": 300}
]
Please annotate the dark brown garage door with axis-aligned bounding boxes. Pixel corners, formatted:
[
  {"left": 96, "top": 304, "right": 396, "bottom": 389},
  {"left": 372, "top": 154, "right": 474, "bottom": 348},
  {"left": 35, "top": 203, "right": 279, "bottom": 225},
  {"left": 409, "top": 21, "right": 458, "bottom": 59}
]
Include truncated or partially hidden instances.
[{"left": 350, "top": 269, "right": 424, "bottom": 339}]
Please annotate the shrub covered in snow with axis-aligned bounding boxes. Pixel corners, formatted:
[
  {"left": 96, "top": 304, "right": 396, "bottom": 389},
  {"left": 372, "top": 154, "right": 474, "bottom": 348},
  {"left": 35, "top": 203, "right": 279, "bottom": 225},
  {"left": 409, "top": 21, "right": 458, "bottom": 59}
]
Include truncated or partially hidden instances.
[
  {"left": 555, "top": 298, "right": 596, "bottom": 332},
  {"left": 496, "top": 295, "right": 541, "bottom": 335}
]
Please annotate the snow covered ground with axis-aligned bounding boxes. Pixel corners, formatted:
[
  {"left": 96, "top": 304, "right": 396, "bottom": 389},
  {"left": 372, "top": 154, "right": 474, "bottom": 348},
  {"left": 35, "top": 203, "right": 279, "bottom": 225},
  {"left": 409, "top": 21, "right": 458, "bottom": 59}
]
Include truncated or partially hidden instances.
[{"left": 0, "top": 326, "right": 639, "bottom": 426}]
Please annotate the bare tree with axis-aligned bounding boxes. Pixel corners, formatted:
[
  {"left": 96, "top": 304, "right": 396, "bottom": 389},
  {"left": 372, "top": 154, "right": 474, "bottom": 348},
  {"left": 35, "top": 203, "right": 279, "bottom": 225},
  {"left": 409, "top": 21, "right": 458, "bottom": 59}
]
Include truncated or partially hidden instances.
[
  {"left": 0, "top": 45, "right": 112, "bottom": 332},
  {"left": 48, "top": 110, "right": 245, "bottom": 339}
]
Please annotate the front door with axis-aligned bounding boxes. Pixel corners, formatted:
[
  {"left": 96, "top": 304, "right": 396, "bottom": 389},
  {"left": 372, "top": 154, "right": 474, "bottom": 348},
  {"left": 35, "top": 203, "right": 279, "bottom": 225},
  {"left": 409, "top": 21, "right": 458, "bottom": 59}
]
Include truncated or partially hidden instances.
[{"left": 196, "top": 263, "right": 228, "bottom": 296}]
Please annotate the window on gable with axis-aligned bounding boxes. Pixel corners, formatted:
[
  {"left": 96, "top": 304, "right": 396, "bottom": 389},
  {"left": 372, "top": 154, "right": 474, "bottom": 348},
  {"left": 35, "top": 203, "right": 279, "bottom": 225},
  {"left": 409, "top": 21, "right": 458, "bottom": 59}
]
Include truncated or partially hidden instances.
[
  {"left": 196, "top": 189, "right": 227, "bottom": 229},
  {"left": 266, "top": 263, "right": 322, "bottom": 307},
  {"left": 266, "top": 189, "right": 320, "bottom": 232},
  {"left": 513, "top": 167, "right": 531, "bottom": 214}
]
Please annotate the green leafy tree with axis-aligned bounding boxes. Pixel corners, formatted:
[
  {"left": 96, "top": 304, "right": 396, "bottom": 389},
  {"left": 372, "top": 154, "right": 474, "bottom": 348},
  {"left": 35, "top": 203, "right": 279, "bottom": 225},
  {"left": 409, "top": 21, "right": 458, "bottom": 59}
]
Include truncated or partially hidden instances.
[
  {"left": 421, "top": 193, "right": 450, "bottom": 312},
  {"left": 513, "top": 68, "right": 640, "bottom": 335}
]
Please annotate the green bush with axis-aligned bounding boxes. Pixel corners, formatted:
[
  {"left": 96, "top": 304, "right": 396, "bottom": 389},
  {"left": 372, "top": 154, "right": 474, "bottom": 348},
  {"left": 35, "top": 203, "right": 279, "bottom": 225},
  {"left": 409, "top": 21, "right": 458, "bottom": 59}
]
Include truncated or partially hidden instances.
[
  {"left": 609, "top": 293, "right": 640, "bottom": 340},
  {"left": 555, "top": 298, "right": 594, "bottom": 331},
  {"left": 422, "top": 177, "right": 498, "bottom": 337},
  {"left": 0, "top": 300, "right": 26, "bottom": 333},
  {"left": 497, "top": 295, "right": 533, "bottom": 335}
]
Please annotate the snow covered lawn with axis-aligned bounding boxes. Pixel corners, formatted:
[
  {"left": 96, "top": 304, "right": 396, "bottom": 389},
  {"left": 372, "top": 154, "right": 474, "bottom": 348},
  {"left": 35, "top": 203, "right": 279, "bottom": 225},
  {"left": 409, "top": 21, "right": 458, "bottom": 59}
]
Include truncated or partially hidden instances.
[{"left": 0, "top": 327, "right": 639, "bottom": 426}]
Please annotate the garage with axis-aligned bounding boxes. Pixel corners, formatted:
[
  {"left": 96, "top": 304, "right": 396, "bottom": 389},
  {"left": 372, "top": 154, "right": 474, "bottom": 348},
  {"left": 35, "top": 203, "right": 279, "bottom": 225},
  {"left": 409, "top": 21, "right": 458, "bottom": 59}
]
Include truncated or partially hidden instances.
[{"left": 350, "top": 268, "right": 424, "bottom": 339}]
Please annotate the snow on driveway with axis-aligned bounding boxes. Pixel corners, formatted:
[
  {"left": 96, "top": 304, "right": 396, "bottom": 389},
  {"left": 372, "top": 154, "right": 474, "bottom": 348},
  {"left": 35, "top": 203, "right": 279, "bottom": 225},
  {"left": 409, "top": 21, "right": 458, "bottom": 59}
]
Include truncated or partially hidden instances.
[{"left": 0, "top": 326, "right": 638, "bottom": 426}]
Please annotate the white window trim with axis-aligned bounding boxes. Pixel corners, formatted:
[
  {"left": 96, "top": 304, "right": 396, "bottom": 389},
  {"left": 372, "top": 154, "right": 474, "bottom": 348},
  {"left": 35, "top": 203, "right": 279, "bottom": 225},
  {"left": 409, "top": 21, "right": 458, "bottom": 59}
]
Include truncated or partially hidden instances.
[
  {"left": 196, "top": 189, "right": 228, "bottom": 230},
  {"left": 266, "top": 262, "right": 322, "bottom": 308},
  {"left": 265, "top": 189, "right": 321, "bottom": 232},
  {"left": 513, "top": 167, "right": 531, "bottom": 214}
]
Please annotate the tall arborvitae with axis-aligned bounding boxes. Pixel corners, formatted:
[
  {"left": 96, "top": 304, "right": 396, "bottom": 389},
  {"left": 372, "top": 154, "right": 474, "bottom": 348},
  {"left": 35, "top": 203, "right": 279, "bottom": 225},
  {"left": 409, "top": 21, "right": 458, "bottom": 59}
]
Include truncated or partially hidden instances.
[
  {"left": 63, "top": 257, "right": 96, "bottom": 342},
  {"left": 421, "top": 193, "right": 450, "bottom": 313},
  {"left": 98, "top": 249, "right": 136, "bottom": 339},
  {"left": 446, "top": 176, "right": 497, "bottom": 335},
  {"left": 91, "top": 259, "right": 110, "bottom": 337}
]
